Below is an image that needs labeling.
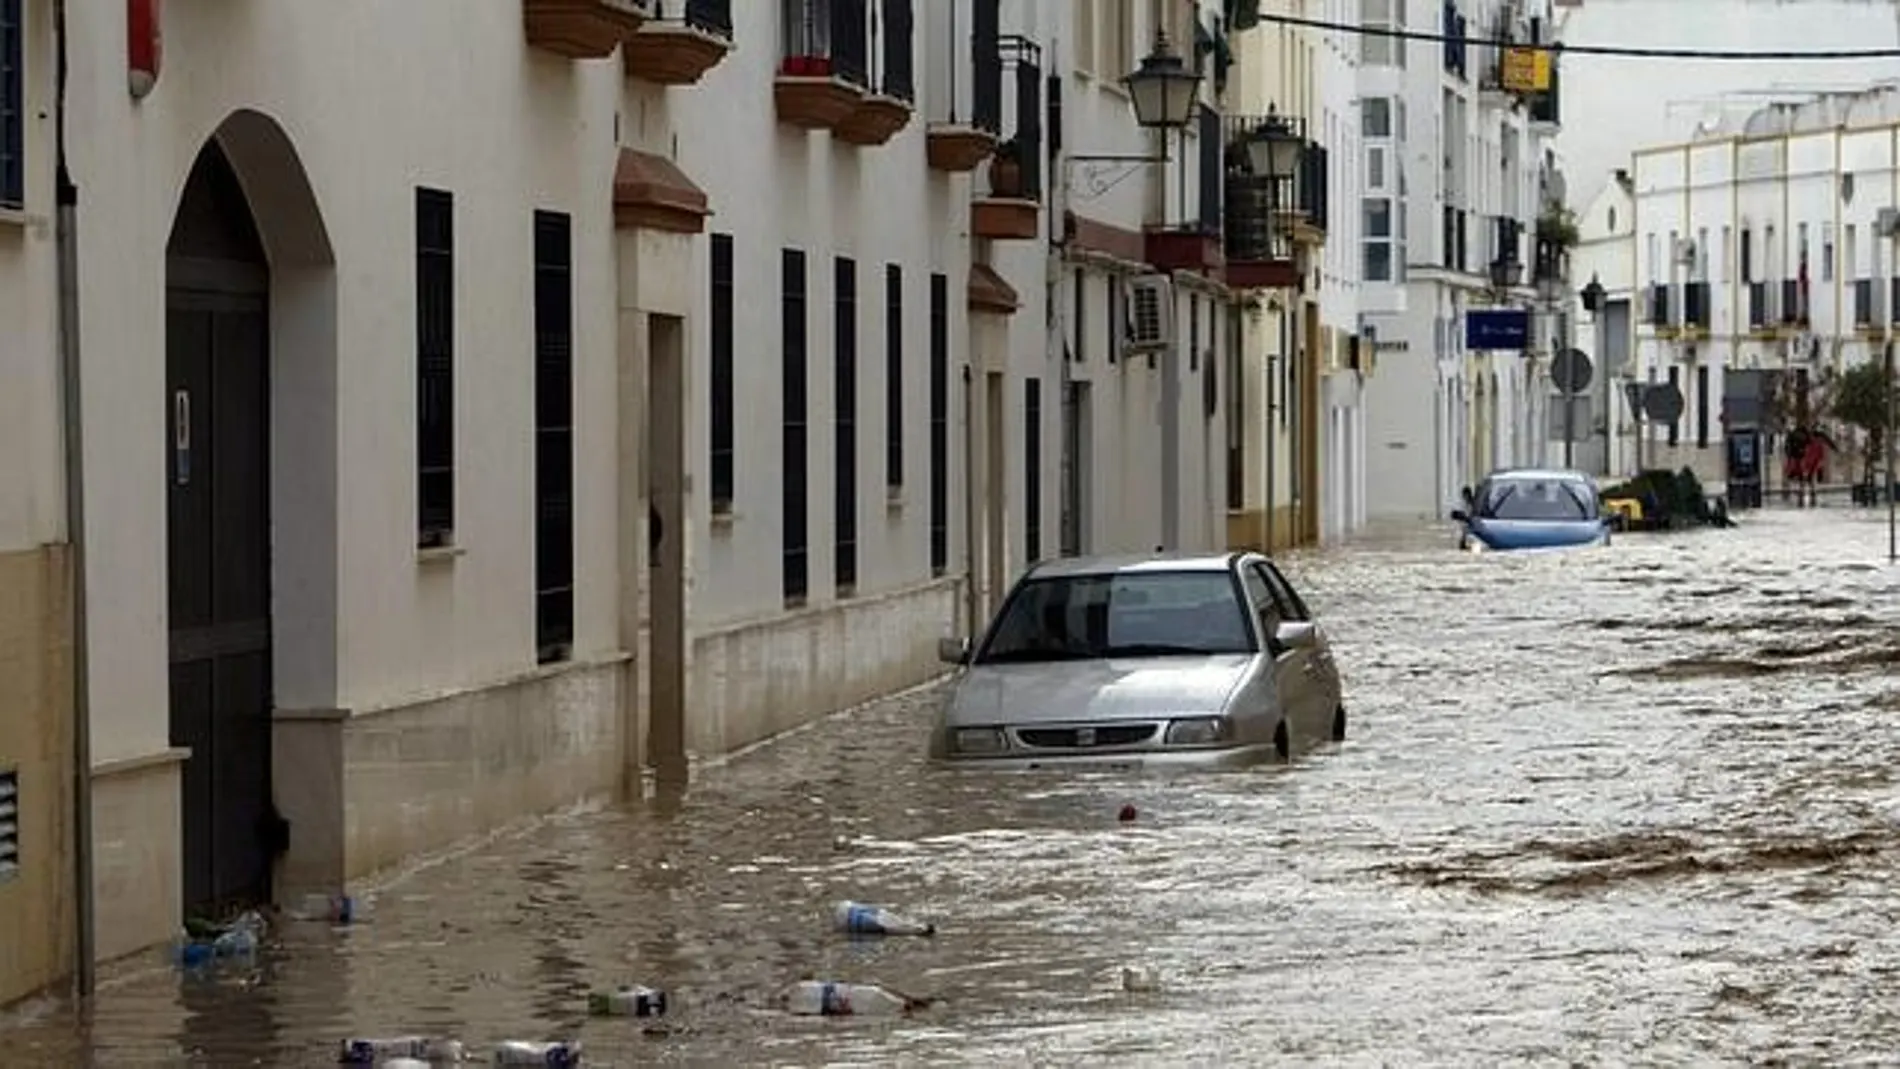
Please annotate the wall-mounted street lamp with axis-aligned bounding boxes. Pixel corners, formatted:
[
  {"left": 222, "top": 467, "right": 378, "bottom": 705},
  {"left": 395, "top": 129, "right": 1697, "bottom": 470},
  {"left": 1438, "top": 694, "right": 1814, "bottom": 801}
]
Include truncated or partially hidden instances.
[{"left": 1244, "top": 106, "right": 1304, "bottom": 180}]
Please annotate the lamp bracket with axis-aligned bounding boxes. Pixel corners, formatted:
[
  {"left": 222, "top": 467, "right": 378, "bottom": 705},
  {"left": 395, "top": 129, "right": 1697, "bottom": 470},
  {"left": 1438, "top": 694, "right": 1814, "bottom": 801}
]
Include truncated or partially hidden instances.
[{"left": 1064, "top": 153, "right": 1169, "bottom": 201}]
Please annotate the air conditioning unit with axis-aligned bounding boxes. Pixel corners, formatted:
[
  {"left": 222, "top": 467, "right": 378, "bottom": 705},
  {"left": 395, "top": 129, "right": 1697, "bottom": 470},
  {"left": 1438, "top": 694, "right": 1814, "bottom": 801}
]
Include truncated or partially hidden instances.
[{"left": 1125, "top": 274, "right": 1175, "bottom": 354}]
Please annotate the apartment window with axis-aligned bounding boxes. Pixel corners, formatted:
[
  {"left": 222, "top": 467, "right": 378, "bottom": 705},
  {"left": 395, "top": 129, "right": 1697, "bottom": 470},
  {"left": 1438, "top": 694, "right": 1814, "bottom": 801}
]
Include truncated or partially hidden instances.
[
  {"left": 782, "top": 250, "right": 810, "bottom": 604},
  {"left": 1363, "top": 197, "right": 1394, "bottom": 282},
  {"left": 884, "top": 264, "right": 903, "bottom": 490},
  {"left": 1667, "top": 365, "right": 1681, "bottom": 447},
  {"left": 1225, "top": 307, "right": 1244, "bottom": 510},
  {"left": 415, "top": 188, "right": 455, "bottom": 550},
  {"left": 1024, "top": 377, "right": 1042, "bottom": 563},
  {"left": 928, "top": 273, "right": 949, "bottom": 576},
  {"left": 1846, "top": 225, "right": 1859, "bottom": 283},
  {"left": 1189, "top": 296, "right": 1200, "bottom": 372},
  {"left": 1719, "top": 226, "right": 1731, "bottom": 285},
  {"left": 1740, "top": 228, "right": 1753, "bottom": 283},
  {"left": 1797, "top": 222, "right": 1809, "bottom": 276},
  {"left": 1100, "top": 0, "right": 1131, "bottom": 79},
  {"left": 1365, "top": 145, "right": 1387, "bottom": 191},
  {"left": 710, "top": 234, "right": 736, "bottom": 512},
  {"left": 834, "top": 257, "right": 858, "bottom": 594},
  {"left": 1072, "top": 268, "right": 1086, "bottom": 361},
  {"left": 0, "top": 0, "right": 21, "bottom": 210},
  {"left": 1362, "top": 97, "right": 1393, "bottom": 138},
  {"left": 1106, "top": 274, "right": 1121, "bottom": 362},
  {"left": 533, "top": 210, "right": 574, "bottom": 664},
  {"left": 1695, "top": 227, "right": 1709, "bottom": 281},
  {"left": 1765, "top": 224, "right": 1777, "bottom": 278},
  {"left": 1695, "top": 364, "right": 1709, "bottom": 449},
  {"left": 1645, "top": 232, "right": 1659, "bottom": 285},
  {"left": 1822, "top": 222, "right": 1836, "bottom": 282},
  {"left": 1362, "top": 0, "right": 1403, "bottom": 66}
]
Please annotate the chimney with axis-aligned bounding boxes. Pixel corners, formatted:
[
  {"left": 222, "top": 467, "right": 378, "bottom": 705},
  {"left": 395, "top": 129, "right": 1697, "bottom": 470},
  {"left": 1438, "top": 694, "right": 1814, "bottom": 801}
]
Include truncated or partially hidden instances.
[{"left": 1614, "top": 168, "right": 1632, "bottom": 193}]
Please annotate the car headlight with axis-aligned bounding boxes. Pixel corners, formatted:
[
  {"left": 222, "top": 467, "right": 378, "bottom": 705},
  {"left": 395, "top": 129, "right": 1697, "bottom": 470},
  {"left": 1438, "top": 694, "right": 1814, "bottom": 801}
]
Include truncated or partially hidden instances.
[
  {"left": 951, "top": 727, "right": 1008, "bottom": 754},
  {"left": 1164, "top": 717, "right": 1232, "bottom": 746}
]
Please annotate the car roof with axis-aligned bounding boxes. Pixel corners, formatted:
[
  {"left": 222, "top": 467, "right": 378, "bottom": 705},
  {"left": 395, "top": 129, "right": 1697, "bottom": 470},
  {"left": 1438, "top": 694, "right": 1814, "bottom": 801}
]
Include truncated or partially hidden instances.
[
  {"left": 1484, "top": 467, "right": 1594, "bottom": 483},
  {"left": 1025, "top": 552, "right": 1242, "bottom": 579}
]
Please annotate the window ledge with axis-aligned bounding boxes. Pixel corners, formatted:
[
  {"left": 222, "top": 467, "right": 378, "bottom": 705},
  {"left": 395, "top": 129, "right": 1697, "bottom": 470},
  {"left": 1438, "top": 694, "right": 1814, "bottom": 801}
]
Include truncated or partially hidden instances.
[
  {"left": 417, "top": 544, "right": 466, "bottom": 565},
  {"left": 0, "top": 207, "right": 45, "bottom": 231},
  {"left": 886, "top": 486, "right": 906, "bottom": 510},
  {"left": 710, "top": 507, "right": 739, "bottom": 532}
]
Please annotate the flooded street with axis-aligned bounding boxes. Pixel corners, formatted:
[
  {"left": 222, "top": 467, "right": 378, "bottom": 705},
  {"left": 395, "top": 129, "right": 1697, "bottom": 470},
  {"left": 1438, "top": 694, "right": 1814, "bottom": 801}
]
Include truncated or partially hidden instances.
[{"left": 11, "top": 508, "right": 1900, "bottom": 1065}]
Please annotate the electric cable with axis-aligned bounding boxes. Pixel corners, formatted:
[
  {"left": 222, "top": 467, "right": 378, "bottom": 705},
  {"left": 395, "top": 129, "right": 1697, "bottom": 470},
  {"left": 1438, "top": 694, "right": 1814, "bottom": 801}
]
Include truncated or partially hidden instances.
[{"left": 1257, "top": 11, "right": 1900, "bottom": 60}]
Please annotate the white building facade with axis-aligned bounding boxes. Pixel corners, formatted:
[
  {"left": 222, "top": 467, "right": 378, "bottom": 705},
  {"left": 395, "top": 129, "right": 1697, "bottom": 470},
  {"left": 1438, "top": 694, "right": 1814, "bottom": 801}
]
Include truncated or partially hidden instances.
[
  {"left": 0, "top": 0, "right": 1257, "bottom": 998},
  {"left": 1359, "top": 0, "right": 1563, "bottom": 521},
  {"left": 1629, "top": 88, "right": 1900, "bottom": 489},
  {"left": 1568, "top": 170, "right": 1636, "bottom": 476}
]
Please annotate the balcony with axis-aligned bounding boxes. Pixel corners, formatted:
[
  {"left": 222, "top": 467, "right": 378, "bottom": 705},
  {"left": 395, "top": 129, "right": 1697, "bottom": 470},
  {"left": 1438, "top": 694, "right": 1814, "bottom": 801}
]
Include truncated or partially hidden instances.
[
  {"left": 524, "top": 0, "right": 653, "bottom": 60},
  {"left": 1441, "top": 2, "right": 1469, "bottom": 79},
  {"left": 970, "top": 37, "right": 1042, "bottom": 242},
  {"left": 1488, "top": 216, "right": 1523, "bottom": 281},
  {"left": 1747, "top": 280, "right": 1772, "bottom": 333},
  {"left": 1528, "top": 58, "right": 1561, "bottom": 131},
  {"left": 1646, "top": 283, "right": 1670, "bottom": 329},
  {"left": 1220, "top": 114, "right": 1301, "bottom": 290},
  {"left": 927, "top": 0, "right": 1001, "bottom": 171},
  {"left": 1683, "top": 280, "right": 1710, "bottom": 333},
  {"left": 1146, "top": 105, "right": 1226, "bottom": 277},
  {"left": 1442, "top": 206, "right": 1469, "bottom": 274},
  {"left": 1779, "top": 277, "right": 1808, "bottom": 328},
  {"left": 1855, "top": 278, "right": 1877, "bottom": 331},
  {"left": 836, "top": 0, "right": 916, "bottom": 146},
  {"left": 775, "top": 0, "right": 869, "bottom": 131},
  {"left": 623, "top": 0, "right": 732, "bottom": 85},
  {"left": 1283, "top": 140, "right": 1329, "bottom": 244}
]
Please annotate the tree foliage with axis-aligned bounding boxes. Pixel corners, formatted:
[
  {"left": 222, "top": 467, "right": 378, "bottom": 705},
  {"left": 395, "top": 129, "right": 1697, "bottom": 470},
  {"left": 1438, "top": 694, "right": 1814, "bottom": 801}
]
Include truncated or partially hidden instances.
[{"left": 1832, "top": 360, "right": 1893, "bottom": 439}]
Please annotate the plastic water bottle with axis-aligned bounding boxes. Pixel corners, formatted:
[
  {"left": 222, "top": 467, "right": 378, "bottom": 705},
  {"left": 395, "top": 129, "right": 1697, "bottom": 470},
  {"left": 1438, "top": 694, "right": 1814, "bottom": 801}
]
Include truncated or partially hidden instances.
[
  {"left": 210, "top": 926, "right": 258, "bottom": 962},
  {"left": 782, "top": 980, "right": 928, "bottom": 1016},
  {"left": 586, "top": 985, "right": 666, "bottom": 1017},
  {"left": 336, "top": 1036, "right": 467, "bottom": 1064},
  {"left": 490, "top": 1040, "right": 582, "bottom": 1067},
  {"left": 833, "top": 901, "right": 936, "bottom": 937}
]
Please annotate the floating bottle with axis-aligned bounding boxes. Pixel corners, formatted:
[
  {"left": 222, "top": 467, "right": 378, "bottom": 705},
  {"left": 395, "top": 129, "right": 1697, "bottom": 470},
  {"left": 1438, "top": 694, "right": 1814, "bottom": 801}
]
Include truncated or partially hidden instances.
[
  {"left": 336, "top": 1036, "right": 466, "bottom": 1064},
  {"left": 782, "top": 980, "right": 930, "bottom": 1017},
  {"left": 833, "top": 901, "right": 936, "bottom": 937},
  {"left": 586, "top": 985, "right": 666, "bottom": 1018},
  {"left": 490, "top": 1039, "right": 583, "bottom": 1067}
]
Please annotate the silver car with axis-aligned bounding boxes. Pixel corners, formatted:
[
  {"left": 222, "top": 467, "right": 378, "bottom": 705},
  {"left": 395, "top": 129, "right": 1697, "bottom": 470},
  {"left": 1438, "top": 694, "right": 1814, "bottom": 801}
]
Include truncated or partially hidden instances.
[{"left": 929, "top": 552, "right": 1347, "bottom": 770}]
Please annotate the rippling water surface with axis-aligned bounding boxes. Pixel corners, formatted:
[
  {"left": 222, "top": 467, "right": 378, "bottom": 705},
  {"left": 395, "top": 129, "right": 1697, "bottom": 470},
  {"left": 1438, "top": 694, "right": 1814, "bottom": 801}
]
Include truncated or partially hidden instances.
[{"left": 9, "top": 509, "right": 1900, "bottom": 1066}]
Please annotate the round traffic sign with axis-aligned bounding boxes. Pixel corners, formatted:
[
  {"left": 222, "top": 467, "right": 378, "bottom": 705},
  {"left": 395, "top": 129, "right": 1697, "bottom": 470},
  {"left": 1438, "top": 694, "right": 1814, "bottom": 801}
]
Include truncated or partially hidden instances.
[
  {"left": 1551, "top": 348, "right": 1594, "bottom": 394},
  {"left": 1643, "top": 382, "right": 1686, "bottom": 424}
]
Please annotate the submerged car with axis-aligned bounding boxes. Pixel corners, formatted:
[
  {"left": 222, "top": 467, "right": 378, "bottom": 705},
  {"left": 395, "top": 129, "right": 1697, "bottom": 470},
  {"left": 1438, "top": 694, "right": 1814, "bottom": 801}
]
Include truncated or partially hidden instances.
[
  {"left": 1451, "top": 468, "right": 1612, "bottom": 551},
  {"left": 929, "top": 553, "right": 1347, "bottom": 770}
]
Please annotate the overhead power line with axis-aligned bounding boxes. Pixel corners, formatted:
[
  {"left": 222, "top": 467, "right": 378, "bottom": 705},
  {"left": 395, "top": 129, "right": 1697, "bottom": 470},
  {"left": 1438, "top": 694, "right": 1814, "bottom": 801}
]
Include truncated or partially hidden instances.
[{"left": 1256, "top": 11, "right": 1900, "bottom": 60}]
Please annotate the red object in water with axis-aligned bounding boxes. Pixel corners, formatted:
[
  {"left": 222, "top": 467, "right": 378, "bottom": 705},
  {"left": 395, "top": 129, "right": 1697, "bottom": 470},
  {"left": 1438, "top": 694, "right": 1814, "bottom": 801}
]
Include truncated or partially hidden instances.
[
  {"left": 128, "top": 0, "right": 162, "bottom": 99},
  {"left": 1117, "top": 804, "right": 1138, "bottom": 823}
]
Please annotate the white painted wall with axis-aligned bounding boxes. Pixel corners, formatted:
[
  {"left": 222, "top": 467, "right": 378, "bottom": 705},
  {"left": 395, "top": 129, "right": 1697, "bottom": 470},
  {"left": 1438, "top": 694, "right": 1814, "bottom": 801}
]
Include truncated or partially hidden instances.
[{"left": 0, "top": 0, "right": 62, "bottom": 558}]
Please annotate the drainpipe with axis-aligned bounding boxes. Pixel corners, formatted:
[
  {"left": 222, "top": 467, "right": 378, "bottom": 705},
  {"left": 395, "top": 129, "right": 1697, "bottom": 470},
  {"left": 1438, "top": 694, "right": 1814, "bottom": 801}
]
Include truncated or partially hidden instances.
[{"left": 52, "top": 0, "right": 97, "bottom": 1001}]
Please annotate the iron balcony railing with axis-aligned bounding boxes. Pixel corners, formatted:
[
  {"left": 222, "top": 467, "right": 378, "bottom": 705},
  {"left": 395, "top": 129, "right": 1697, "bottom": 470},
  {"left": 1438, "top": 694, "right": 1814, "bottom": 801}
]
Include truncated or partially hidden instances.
[
  {"left": 680, "top": 0, "right": 732, "bottom": 36},
  {"left": 1220, "top": 113, "right": 1310, "bottom": 261}
]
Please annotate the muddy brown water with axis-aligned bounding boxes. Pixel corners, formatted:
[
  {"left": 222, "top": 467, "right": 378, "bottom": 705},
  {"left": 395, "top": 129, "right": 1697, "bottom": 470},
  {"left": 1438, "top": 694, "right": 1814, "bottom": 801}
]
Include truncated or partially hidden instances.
[{"left": 8, "top": 509, "right": 1900, "bottom": 1065}]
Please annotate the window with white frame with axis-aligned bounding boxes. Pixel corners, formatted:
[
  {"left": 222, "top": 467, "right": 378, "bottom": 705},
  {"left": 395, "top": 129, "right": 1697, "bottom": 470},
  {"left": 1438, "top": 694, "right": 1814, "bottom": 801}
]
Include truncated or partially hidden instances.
[
  {"left": 1361, "top": 0, "right": 1405, "bottom": 67},
  {"left": 1363, "top": 196, "right": 1395, "bottom": 282},
  {"left": 1365, "top": 145, "right": 1387, "bottom": 191},
  {"left": 1362, "top": 97, "right": 1392, "bottom": 138}
]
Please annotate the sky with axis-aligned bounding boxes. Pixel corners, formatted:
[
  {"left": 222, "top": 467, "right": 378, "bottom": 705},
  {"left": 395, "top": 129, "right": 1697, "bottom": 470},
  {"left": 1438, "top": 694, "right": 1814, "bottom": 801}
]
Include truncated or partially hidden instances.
[{"left": 1554, "top": 0, "right": 1900, "bottom": 206}]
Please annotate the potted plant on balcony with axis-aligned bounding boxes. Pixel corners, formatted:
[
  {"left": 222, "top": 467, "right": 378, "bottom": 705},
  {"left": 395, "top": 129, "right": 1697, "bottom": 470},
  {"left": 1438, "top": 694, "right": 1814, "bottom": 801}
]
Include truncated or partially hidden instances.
[{"left": 988, "top": 139, "right": 1024, "bottom": 199}]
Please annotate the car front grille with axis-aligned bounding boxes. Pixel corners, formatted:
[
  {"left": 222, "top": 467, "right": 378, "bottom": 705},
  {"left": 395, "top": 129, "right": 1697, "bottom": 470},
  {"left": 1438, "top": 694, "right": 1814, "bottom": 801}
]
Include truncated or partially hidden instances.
[{"left": 1015, "top": 724, "right": 1159, "bottom": 749}]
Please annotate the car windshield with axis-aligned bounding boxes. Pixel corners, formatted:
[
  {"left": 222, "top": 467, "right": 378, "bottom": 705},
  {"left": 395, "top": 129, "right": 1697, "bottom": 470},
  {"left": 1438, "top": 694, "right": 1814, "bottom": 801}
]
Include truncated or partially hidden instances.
[
  {"left": 1478, "top": 478, "right": 1597, "bottom": 521},
  {"left": 975, "top": 570, "right": 1255, "bottom": 664}
]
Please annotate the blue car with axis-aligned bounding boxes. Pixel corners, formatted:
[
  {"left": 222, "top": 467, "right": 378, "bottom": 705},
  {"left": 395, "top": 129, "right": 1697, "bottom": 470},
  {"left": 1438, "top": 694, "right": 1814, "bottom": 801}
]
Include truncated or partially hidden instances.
[{"left": 1450, "top": 469, "right": 1611, "bottom": 551}]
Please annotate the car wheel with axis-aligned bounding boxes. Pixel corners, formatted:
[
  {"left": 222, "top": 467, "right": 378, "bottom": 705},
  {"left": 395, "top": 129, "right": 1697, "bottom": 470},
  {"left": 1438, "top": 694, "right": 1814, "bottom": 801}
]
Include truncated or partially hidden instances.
[
  {"left": 1273, "top": 719, "right": 1290, "bottom": 761},
  {"left": 1332, "top": 705, "right": 1347, "bottom": 742}
]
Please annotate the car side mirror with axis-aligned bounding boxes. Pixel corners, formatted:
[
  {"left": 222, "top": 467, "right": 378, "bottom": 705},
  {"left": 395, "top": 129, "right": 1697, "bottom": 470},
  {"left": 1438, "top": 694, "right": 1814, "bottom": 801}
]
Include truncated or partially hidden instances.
[
  {"left": 1273, "top": 621, "right": 1318, "bottom": 650},
  {"left": 1460, "top": 485, "right": 1475, "bottom": 507},
  {"left": 1450, "top": 508, "right": 1469, "bottom": 523},
  {"left": 936, "top": 636, "right": 971, "bottom": 665}
]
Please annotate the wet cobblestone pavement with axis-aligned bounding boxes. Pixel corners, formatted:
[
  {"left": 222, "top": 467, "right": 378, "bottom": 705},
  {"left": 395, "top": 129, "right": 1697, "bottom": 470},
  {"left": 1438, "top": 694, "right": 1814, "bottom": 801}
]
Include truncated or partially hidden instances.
[{"left": 9, "top": 509, "right": 1900, "bottom": 1065}]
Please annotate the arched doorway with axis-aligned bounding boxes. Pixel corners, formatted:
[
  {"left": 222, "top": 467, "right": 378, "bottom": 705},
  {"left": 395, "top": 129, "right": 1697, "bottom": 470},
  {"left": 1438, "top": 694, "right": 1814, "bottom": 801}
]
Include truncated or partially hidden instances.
[{"left": 166, "top": 139, "right": 279, "bottom": 917}]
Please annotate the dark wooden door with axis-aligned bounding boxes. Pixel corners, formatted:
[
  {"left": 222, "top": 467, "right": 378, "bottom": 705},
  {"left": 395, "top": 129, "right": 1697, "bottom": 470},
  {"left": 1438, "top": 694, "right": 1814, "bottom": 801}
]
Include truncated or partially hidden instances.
[{"left": 167, "top": 142, "right": 276, "bottom": 917}]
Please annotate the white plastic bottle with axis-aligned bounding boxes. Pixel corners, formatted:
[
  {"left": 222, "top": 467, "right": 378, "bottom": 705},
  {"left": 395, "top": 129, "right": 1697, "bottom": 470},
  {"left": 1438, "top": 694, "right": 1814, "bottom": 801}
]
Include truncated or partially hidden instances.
[
  {"left": 336, "top": 1036, "right": 466, "bottom": 1064},
  {"left": 782, "top": 980, "right": 927, "bottom": 1016},
  {"left": 833, "top": 901, "right": 936, "bottom": 937},
  {"left": 490, "top": 1039, "right": 582, "bottom": 1067}
]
